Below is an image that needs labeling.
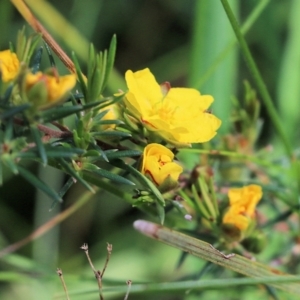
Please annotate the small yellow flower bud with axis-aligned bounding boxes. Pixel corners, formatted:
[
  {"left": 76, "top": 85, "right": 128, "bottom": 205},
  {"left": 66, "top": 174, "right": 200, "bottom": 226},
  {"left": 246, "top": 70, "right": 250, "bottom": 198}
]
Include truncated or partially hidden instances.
[
  {"left": 141, "top": 143, "right": 183, "bottom": 187},
  {"left": 0, "top": 50, "right": 20, "bottom": 82},
  {"left": 24, "top": 71, "right": 76, "bottom": 108},
  {"left": 222, "top": 185, "right": 262, "bottom": 241}
]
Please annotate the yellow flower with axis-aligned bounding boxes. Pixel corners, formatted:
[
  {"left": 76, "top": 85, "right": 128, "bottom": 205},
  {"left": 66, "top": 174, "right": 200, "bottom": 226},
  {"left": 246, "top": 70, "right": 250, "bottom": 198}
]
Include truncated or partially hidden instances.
[
  {"left": 0, "top": 50, "right": 20, "bottom": 82},
  {"left": 98, "top": 104, "right": 120, "bottom": 130},
  {"left": 124, "top": 68, "right": 221, "bottom": 145},
  {"left": 223, "top": 185, "right": 263, "bottom": 231},
  {"left": 141, "top": 143, "right": 183, "bottom": 186},
  {"left": 25, "top": 71, "right": 76, "bottom": 108}
]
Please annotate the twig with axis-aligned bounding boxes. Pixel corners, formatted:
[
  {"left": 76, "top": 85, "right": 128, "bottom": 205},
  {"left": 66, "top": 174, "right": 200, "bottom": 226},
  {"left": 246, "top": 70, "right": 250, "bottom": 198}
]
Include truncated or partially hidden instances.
[
  {"left": 124, "top": 280, "right": 132, "bottom": 300},
  {"left": 51, "top": 121, "right": 70, "bottom": 132},
  {"left": 13, "top": 117, "right": 73, "bottom": 139},
  {"left": 37, "top": 123, "right": 73, "bottom": 138},
  {"left": 10, "top": 0, "right": 77, "bottom": 75},
  {"left": 56, "top": 268, "right": 70, "bottom": 300},
  {"left": 80, "top": 243, "right": 104, "bottom": 300},
  {"left": 101, "top": 243, "right": 112, "bottom": 279}
]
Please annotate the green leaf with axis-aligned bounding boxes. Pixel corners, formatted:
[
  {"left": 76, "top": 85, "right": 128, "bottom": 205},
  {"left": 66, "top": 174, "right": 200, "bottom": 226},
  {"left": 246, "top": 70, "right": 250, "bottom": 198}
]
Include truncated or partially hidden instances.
[
  {"left": 103, "top": 34, "right": 117, "bottom": 91},
  {"left": 112, "top": 159, "right": 165, "bottom": 206},
  {"left": 104, "top": 149, "right": 141, "bottom": 160},
  {"left": 72, "top": 51, "right": 88, "bottom": 100},
  {"left": 93, "top": 119, "right": 124, "bottom": 126},
  {"left": 17, "top": 165, "right": 62, "bottom": 203},
  {"left": 3, "top": 118, "right": 13, "bottom": 142},
  {"left": 87, "top": 47, "right": 103, "bottom": 102},
  {"left": 30, "top": 46, "right": 43, "bottom": 73},
  {"left": 40, "top": 105, "right": 86, "bottom": 123},
  {"left": 19, "top": 146, "right": 85, "bottom": 159},
  {"left": 83, "top": 162, "right": 135, "bottom": 186},
  {"left": 87, "top": 44, "right": 95, "bottom": 90},
  {"left": 92, "top": 131, "right": 131, "bottom": 138},
  {"left": 92, "top": 108, "right": 110, "bottom": 123},
  {"left": 134, "top": 220, "right": 300, "bottom": 295},
  {"left": 0, "top": 104, "right": 31, "bottom": 120},
  {"left": 156, "top": 202, "right": 165, "bottom": 225},
  {"left": 26, "top": 34, "right": 42, "bottom": 65},
  {"left": 30, "top": 125, "right": 47, "bottom": 165},
  {"left": 1, "top": 155, "right": 18, "bottom": 175},
  {"left": 57, "top": 158, "right": 95, "bottom": 193}
]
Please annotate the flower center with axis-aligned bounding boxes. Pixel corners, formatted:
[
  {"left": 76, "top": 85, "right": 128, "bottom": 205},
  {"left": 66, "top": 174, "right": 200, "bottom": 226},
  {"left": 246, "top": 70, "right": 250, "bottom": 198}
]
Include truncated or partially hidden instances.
[{"left": 152, "top": 101, "right": 177, "bottom": 122}]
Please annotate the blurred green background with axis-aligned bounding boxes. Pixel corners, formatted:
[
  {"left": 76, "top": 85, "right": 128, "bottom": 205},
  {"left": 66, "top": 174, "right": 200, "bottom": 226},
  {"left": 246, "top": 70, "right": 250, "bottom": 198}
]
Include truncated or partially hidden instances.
[{"left": 0, "top": 0, "right": 299, "bottom": 299}]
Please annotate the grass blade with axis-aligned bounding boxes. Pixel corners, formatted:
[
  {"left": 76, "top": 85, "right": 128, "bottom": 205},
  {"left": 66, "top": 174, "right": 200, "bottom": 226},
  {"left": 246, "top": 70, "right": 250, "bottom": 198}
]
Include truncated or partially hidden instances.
[{"left": 134, "top": 220, "right": 300, "bottom": 294}]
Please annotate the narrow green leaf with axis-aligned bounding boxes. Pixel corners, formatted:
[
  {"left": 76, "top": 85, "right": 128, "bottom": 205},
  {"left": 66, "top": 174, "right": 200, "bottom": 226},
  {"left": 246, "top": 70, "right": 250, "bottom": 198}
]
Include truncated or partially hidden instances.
[
  {"left": 112, "top": 159, "right": 165, "bottom": 206},
  {"left": 1, "top": 155, "right": 18, "bottom": 175},
  {"left": 87, "top": 44, "right": 96, "bottom": 91},
  {"left": 93, "top": 119, "right": 124, "bottom": 126},
  {"left": 88, "top": 55, "right": 102, "bottom": 102},
  {"left": 92, "top": 108, "right": 110, "bottom": 123},
  {"left": 90, "top": 145, "right": 109, "bottom": 162},
  {"left": 58, "top": 177, "right": 75, "bottom": 198},
  {"left": 156, "top": 202, "right": 165, "bottom": 225},
  {"left": 19, "top": 147, "right": 85, "bottom": 159},
  {"left": 17, "top": 165, "right": 62, "bottom": 203},
  {"left": 71, "top": 51, "right": 88, "bottom": 100},
  {"left": 40, "top": 105, "right": 82, "bottom": 123},
  {"left": 30, "top": 46, "right": 43, "bottom": 73},
  {"left": 3, "top": 118, "right": 13, "bottom": 142},
  {"left": 92, "top": 131, "right": 131, "bottom": 138},
  {"left": 26, "top": 34, "right": 42, "bottom": 65},
  {"left": 198, "top": 177, "right": 217, "bottom": 220},
  {"left": 104, "top": 149, "right": 141, "bottom": 160},
  {"left": 0, "top": 84, "right": 14, "bottom": 105},
  {"left": 0, "top": 104, "right": 31, "bottom": 120},
  {"left": 191, "top": 184, "right": 210, "bottom": 219},
  {"left": 58, "top": 158, "right": 95, "bottom": 193},
  {"left": 44, "top": 42, "right": 56, "bottom": 68},
  {"left": 84, "top": 163, "right": 135, "bottom": 186},
  {"left": 30, "top": 125, "right": 47, "bottom": 165},
  {"left": 98, "top": 51, "right": 107, "bottom": 94},
  {"left": 103, "top": 34, "right": 117, "bottom": 90},
  {"left": 134, "top": 220, "right": 300, "bottom": 294}
]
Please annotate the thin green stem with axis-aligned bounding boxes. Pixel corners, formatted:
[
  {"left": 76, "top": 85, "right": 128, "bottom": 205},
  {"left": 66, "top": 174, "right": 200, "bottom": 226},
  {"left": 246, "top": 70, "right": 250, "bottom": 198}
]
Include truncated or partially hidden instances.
[
  {"left": 196, "top": 0, "right": 270, "bottom": 89},
  {"left": 220, "top": 0, "right": 293, "bottom": 158}
]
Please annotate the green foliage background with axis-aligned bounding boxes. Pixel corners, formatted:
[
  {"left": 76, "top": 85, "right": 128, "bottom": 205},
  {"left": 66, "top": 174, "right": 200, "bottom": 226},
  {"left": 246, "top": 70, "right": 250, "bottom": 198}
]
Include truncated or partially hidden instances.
[{"left": 0, "top": 0, "right": 299, "bottom": 299}]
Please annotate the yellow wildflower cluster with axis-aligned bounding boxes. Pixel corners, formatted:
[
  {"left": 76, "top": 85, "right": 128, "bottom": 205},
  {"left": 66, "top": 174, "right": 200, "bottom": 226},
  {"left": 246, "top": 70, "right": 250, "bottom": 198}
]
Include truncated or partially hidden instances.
[{"left": 223, "top": 184, "right": 263, "bottom": 231}]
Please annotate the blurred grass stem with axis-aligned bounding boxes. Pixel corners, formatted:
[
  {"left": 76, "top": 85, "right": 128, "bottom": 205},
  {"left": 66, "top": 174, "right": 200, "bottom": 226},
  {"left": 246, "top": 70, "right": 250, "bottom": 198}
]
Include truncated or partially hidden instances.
[
  {"left": 220, "top": 0, "right": 293, "bottom": 157},
  {"left": 0, "top": 190, "right": 94, "bottom": 257}
]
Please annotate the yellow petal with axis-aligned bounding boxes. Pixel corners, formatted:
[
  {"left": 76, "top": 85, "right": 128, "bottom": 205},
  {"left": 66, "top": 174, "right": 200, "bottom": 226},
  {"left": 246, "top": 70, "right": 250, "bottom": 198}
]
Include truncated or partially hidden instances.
[{"left": 125, "top": 68, "right": 163, "bottom": 116}]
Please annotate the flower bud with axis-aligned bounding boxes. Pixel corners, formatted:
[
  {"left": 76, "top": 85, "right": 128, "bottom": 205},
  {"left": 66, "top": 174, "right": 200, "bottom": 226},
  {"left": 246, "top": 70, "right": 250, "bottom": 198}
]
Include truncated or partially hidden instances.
[
  {"left": 222, "top": 185, "right": 262, "bottom": 241},
  {"left": 141, "top": 143, "right": 182, "bottom": 190},
  {"left": 24, "top": 70, "right": 76, "bottom": 109},
  {"left": 0, "top": 50, "right": 20, "bottom": 82}
]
